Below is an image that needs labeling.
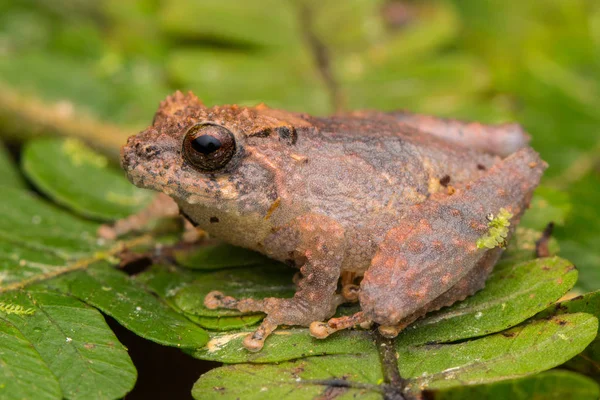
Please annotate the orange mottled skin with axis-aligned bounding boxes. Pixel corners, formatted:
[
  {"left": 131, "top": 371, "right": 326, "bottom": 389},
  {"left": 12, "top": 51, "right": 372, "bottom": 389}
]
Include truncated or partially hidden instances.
[{"left": 120, "top": 91, "right": 546, "bottom": 351}]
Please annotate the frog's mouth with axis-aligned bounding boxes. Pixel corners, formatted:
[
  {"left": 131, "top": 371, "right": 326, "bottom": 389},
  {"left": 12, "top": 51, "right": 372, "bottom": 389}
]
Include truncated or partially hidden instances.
[{"left": 121, "top": 135, "right": 240, "bottom": 204}]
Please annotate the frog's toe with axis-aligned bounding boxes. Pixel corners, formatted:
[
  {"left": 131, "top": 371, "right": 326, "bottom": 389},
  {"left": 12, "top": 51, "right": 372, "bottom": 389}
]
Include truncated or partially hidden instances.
[
  {"left": 341, "top": 284, "right": 360, "bottom": 302},
  {"left": 242, "top": 318, "right": 278, "bottom": 352},
  {"left": 378, "top": 324, "right": 405, "bottom": 338},
  {"left": 309, "top": 312, "right": 369, "bottom": 339},
  {"left": 203, "top": 291, "right": 240, "bottom": 310}
]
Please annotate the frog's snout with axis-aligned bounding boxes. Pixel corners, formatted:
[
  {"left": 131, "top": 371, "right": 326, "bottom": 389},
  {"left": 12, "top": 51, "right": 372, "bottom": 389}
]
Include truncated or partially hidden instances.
[{"left": 120, "top": 137, "right": 142, "bottom": 174}]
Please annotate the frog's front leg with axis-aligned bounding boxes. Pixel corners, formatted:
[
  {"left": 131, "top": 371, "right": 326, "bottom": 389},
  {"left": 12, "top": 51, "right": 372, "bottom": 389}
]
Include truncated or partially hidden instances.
[
  {"left": 204, "top": 214, "right": 346, "bottom": 351},
  {"left": 98, "top": 193, "right": 201, "bottom": 242}
]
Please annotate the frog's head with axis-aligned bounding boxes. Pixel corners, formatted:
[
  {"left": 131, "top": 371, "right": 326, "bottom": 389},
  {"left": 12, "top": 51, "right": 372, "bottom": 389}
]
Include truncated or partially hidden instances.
[{"left": 122, "top": 91, "right": 310, "bottom": 238}]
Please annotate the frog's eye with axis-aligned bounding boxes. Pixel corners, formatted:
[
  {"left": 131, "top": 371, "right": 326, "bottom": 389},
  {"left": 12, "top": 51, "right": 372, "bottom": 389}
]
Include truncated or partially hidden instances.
[{"left": 182, "top": 123, "right": 236, "bottom": 172}]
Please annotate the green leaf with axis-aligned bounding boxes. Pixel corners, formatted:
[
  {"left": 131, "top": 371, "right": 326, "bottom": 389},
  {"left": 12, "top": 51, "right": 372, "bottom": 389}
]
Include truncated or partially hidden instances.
[
  {"left": 402, "top": 256, "right": 578, "bottom": 345},
  {"left": 0, "top": 240, "right": 67, "bottom": 289},
  {"left": 0, "top": 290, "right": 136, "bottom": 400},
  {"left": 336, "top": 54, "right": 490, "bottom": 115},
  {"left": 0, "top": 51, "right": 168, "bottom": 128},
  {"left": 184, "top": 313, "right": 264, "bottom": 331},
  {"left": 0, "top": 185, "right": 153, "bottom": 293},
  {"left": 22, "top": 138, "right": 153, "bottom": 220},
  {"left": 159, "top": 0, "right": 302, "bottom": 49},
  {"left": 0, "top": 319, "right": 62, "bottom": 400},
  {"left": 495, "top": 227, "right": 559, "bottom": 269},
  {"left": 310, "top": 0, "right": 459, "bottom": 57},
  {"left": 400, "top": 313, "right": 598, "bottom": 392},
  {"left": 173, "top": 242, "right": 273, "bottom": 270},
  {"left": 44, "top": 262, "right": 209, "bottom": 348},
  {"left": 537, "top": 291, "right": 600, "bottom": 381},
  {"left": 190, "top": 328, "right": 376, "bottom": 364},
  {"left": 138, "top": 263, "right": 295, "bottom": 318},
  {"left": 537, "top": 290, "right": 600, "bottom": 319},
  {"left": 166, "top": 48, "right": 330, "bottom": 114},
  {"left": 0, "top": 143, "right": 26, "bottom": 189},
  {"left": 0, "top": 186, "right": 102, "bottom": 260},
  {"left": 193, "top": 314, "right": 597, "bottom": 398},
  {"left": 135, "top": 264, "right": 268, "bottom": 331},
  {"left": 427, "top": 369, "right": 600, "bottom": 400},
  {"left": 555, "top": 172, "right": 600, "bottom": 292},
  {"left": 192, "top": 353, "right": 384, "bottom": 400},
  {"left": 520, "top": 186, "right": 572, "bottom": 230}
]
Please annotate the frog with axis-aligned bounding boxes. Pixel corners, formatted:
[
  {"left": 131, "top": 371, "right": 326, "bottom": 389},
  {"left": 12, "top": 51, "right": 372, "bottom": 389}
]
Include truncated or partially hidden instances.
[{"left": 116, "top": 91, "right": 546, "bottom": 351}]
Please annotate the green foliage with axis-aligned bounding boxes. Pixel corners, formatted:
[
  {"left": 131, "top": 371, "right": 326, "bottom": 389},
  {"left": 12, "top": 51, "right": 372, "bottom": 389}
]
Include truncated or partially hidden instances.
[
  {"left": 0, "top": 0, "right": 599, "bottom": 398},
  {"left": 429, "top": 370, "right": 600, "bottom": 400},
  {"left": 192, "top": 314, "right": 598, "bottom": 399},
  {"left": 173, "top": 242, "right": 272, "bottom": 270},
  {"left": 0, "top": 319, "right": 62, "bottom": 400},
  {"left": 192, "top": 353, "right": 385, "bottom": 400},
  {"left": 22, "top": 138, "right": 154, "bottom": 220},
  {"left": 45, "top": 263, "right": 210, "bottom": 348},
  {"left": 0, "top": 144, "right": 26, "bottom": 190},
  {"left": 0, "top": 290, "right": 137, "bottom": 400}
]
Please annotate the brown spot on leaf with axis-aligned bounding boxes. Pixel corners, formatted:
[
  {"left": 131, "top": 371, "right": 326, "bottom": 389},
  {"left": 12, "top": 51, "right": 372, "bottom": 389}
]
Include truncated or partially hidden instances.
[
  {"left": 84, "top": 343, "right": 96, "bottom": 350},
  {"left": 502, "top": 331, "right": 516, "bottom": 338},
  {"left": 315, "top": 385, "right": 348, "bottom": 400},
  {"left": 292, "top": 366, "right": 305, "bottom": 376}
]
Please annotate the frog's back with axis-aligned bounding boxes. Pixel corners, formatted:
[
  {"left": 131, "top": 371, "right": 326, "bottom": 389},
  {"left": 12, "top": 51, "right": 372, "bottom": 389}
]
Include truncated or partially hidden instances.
[{"left": 282, "top": 114, "right": 499, "bottom": 222}]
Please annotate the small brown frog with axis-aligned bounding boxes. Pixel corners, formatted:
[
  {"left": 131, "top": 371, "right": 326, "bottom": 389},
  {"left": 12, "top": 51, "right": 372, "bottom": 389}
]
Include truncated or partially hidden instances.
[{"left": 117, "top": 91, "right": 545, "bottom": 351}]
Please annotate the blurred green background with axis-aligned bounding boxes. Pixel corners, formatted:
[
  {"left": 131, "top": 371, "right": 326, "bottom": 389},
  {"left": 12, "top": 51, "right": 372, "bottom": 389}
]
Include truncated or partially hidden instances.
[{"left": 1, "top": 0, "right": 599, "bottom": 289}]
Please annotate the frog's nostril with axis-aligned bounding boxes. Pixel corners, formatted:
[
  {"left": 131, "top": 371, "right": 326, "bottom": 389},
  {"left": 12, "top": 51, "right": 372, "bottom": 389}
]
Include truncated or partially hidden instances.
[{"left": 142, "top": 145, "right": 160, "bottom": 157}]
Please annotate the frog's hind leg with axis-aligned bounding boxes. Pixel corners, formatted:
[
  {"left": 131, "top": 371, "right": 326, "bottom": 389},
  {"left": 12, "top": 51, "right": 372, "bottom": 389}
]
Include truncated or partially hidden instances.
[
  {"left": 204, "top": 214, "right": 347, "bottom": 351},
  {"left": 310, "top": 249, "right": 499, "bottom": 339},
  {"left": 377, "top": 248, "right": 500, "bottom": 337},
  {"left": 359, "top": 147, "right": 545, "bottom": 331}
]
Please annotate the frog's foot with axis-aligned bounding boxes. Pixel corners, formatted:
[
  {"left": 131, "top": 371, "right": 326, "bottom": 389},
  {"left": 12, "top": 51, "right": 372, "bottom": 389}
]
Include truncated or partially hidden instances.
[
  {"left": 309, "top": 311, "right": 370, "bottom": 339},
  {"left": 205, "top": 293, "right": 345, "bottom": 351},
  {"left": 340, "top": 271, "right": 360, "bottom": 302},
  {"left": 341, "top": 284, "right": 360, "bottom": 302}
]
